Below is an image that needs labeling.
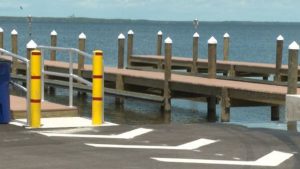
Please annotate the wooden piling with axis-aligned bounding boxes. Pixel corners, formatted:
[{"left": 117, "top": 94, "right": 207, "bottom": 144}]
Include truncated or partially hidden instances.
[
  {"left": 0, "top": 27, "right": 3, "bottom": 49},
  {"left": 127, "top": 30, "right": 134, "bottom": 68},
  {"left": 156, "top": 31, "right": 163, "bottom": 56},
  {"left": 116, "top": 33, "right": 125, "bottom": 104},
  {"left": 192, "top": 32, "right": 199, "bottom": 74},
  {"left": 223, "top": 33, "right": 230, "bottom": 61},
  {"left": 207, "top": 36, "right": 217, "bottom": 122},
  {"left": 78, "top": 32, "right": 86, "bottom": 73},
  {"left": 274, "top": 35, "right": 284, "bottom": 82},
  {"left": 49, "top": 30, "right": 57, "bottom": 93},
  {"left": 271, "top": 106, "right": 280, "bottom": 121},
  {"left": 221, "top": 88, "right": 230, "bottom": 122},
  {"left": 11, "top": 29, "right": 18, "bottom": 74},
  {"left": 26, "top": 40, "right": 37, "bottom": 59},
  {"left": 163, "top": 37, "right": 172, "bottom": 112},
  {"left": 287, "top": 41, "right": 299, "bottom": 131},
  {"left": 208, "top": 36, "right": 217, "bottom": 79},
  {"left": 50, "top": 30, "right": 57, "bottom": 61},
  {"left": 77, "top": 33, "right": 86, "bottom": 95}
]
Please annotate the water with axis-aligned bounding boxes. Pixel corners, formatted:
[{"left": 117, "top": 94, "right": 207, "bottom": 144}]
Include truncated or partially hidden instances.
[{"left": 3, "top": 17, "right": 300, "bottom": 129}]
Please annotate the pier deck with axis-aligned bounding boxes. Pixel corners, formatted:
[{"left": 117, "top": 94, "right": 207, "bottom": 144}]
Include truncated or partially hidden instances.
[{"left": 130, "top": 54, "right": 298, "bottom": 77}]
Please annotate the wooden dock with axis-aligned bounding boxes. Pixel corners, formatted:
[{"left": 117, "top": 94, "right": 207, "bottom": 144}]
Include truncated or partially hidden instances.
[
  {"left": 10, "top": 95, "right": 78, "bottom": 119},
  {"left": 6, "top": 55, "right": 297, "bottom": 122}
]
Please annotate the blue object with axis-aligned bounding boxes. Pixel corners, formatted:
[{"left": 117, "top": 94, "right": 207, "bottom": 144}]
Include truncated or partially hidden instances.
[{"left": 0, "top": 61, "right": 11, "bottom": 124}]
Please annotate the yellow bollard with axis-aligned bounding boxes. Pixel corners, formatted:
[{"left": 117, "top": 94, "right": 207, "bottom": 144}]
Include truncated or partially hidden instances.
[
  {"left": 92, "top": 50, "right": 104, "bottom": 125},
  {"left": 30, "top": 50, "right": 42, "bottom": 128}
]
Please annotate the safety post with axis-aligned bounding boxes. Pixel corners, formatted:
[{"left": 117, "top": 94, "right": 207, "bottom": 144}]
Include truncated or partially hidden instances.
[
  {"left": 92, "top": 50, "right": 104, "bottom": 125},
  {"left": 30, "top": 50, "right": 42, "bottom": 128}
]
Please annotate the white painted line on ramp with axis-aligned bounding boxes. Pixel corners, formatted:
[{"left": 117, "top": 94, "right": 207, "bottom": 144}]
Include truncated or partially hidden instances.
[
  {"left": 86, "top": 138, "right": 218, "bottom": 150},
  {"left": 152, "top": 151, "right": 293, "bottom": 167},
  {"left": 39, "top": 128, "right": 153, "bottom": 139}
]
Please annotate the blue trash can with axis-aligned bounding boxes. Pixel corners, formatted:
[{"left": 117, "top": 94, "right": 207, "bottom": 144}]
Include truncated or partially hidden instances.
[{"left": 0, "top": 61, "right": 11, "bottom": 124}]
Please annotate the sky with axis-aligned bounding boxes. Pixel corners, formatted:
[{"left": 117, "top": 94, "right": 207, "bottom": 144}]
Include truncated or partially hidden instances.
[{"left": 0, "top": 0, "right": 299, "bottom": 22}]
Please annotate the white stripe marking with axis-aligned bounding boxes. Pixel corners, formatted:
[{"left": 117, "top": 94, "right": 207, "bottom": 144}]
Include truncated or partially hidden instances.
[
  {"left": 86, "top": 138, "right": 218, "bottom": 150},
  {"left": 40, "top": 128, "right": 153, "bottom": 139},
  {"left": 152, "top": 151, "right": 293, "bottom": 167}
]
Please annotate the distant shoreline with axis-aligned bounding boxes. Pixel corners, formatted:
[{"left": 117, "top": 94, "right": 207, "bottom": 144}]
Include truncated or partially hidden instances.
[{"left": 0, "top": 16, "right": 299, "bottom": 24}]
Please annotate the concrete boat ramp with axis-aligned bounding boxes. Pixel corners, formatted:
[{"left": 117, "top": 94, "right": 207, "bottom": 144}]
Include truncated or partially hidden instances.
[{"left": 1, "top": 120, "right": 300, "bottom": 169}]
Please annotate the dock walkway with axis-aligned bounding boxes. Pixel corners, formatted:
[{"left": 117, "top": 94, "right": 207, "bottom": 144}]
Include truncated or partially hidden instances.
[
  {"left": 130, "top": 54, "right": 299, "bottom": 77},
  {"left": 10, "top": 95, "right": 78, "bottom": 119}
]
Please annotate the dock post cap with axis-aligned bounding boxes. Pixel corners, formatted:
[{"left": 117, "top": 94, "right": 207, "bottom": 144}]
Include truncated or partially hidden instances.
[
  {"left": 208, "top": 36, "right": 217, "bottom": 44},
  {"left": 0, "top": 27, "right": 3, "bottom": 32},
  {"left": 193, "top": 32, "right": 199, "bottom": 38},
  {"left": 164, "top": 37, "right": 173, "bottom": 44},
  {"left": 277, "top": 35, "right": 284, "bottom": 41},
  {"left": 78, "top": 32, "right": 86, "bottom": 39},
  {"left": 50, "top": 30, "right": 57, "bottom": 36},
  {"left": 118, "top": 33, "right": 125, "bottom": 39},
  {"left": 289, "top": 41, "right": 300, "bottom": 50},
  {"left": 224, "top": 33, "right": 230, "bottom": 38},
  {"left": 26, "top": 40, "right": 37, "bottom": 49},
  {"left": 157, "top": 30, "right": 163, "bottom": 35},
  {"left": 11, "top": 29, "right": 18, "bottom": 35},
  {"left": 128, "top": 30, "right": 134, "bottom": 35}
]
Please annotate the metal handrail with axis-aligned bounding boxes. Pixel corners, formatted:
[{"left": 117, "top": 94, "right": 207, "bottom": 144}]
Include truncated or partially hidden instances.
[
  {"left": 37, "top": 45, "right": 92, "bottom": 107},
  {"left": 37, "top": 46, "right": 92, "bottom": 59},
  {"left": 0, "top": 48, "right": 30, "bottom": 126}
]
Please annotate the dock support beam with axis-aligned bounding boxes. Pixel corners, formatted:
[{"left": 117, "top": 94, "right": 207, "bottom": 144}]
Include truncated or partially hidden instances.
[
  {"left": 271, "top": 106, "right": 280, "bottom": 121},
  {"left": 116, "top": 33, "right": 125, "bottom": 105},
  {"left": 156, "top": 31, "right": 163, "bottom": 56},
  {"left": 92, "top": 50, "right": 104, "bottom": 125},
  {"left": 221, "top": 88, "right": 230, "bottom": 122},
  {"left": 192, "top": 32, "right": 199, "bottom": 74},
  {"left": 127, "top": 30, "right": 134, "bottom": 68},
  {"left": 163, "top": 37, "right": 172, "bottom": 112},
  {"left": 274, "top": 35, "right": 284, "bottom": 83},
  {"left": 30, "top": 50, "right": 42, "bottom": 128},
  {"left": 11, "top": 29, "right": 18, "bottom": 74},
  {"left": 207, "top": 36, "right": 217, "bottom": 122},
  {"left": 287, "top": 41, "right": 299, "bottom": 132}
]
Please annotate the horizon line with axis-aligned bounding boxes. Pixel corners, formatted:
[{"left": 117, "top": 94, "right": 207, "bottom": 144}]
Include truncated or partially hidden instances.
[{"left": 0, "top": 16, "right": 300, "bottom": 24}]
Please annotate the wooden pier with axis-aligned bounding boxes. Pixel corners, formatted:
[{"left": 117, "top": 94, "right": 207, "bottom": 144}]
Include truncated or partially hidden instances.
[
  {"left": 2, "top": 29, "right": 300, "bottom": 126},
  {"left": 6, "top": 54, "right": 298, "bottom": 122}
]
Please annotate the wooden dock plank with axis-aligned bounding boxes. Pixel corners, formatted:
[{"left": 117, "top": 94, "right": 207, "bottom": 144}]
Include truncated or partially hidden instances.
[
  {"left": 10, "top": 95, "right": 78, "bottom": 119},
  {"left": 131, "top": 54, "right": 300, "bottom": 75}
]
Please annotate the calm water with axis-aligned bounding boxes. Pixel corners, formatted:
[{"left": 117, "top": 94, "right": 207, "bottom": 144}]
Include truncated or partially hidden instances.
[{"left": 3, "top": 17, "right": 300, "bottom": 129}]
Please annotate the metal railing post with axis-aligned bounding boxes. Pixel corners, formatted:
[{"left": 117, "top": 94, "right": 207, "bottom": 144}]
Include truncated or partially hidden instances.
[{"left": 69, "top": 51, "right": 73, "bottom": 107}]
